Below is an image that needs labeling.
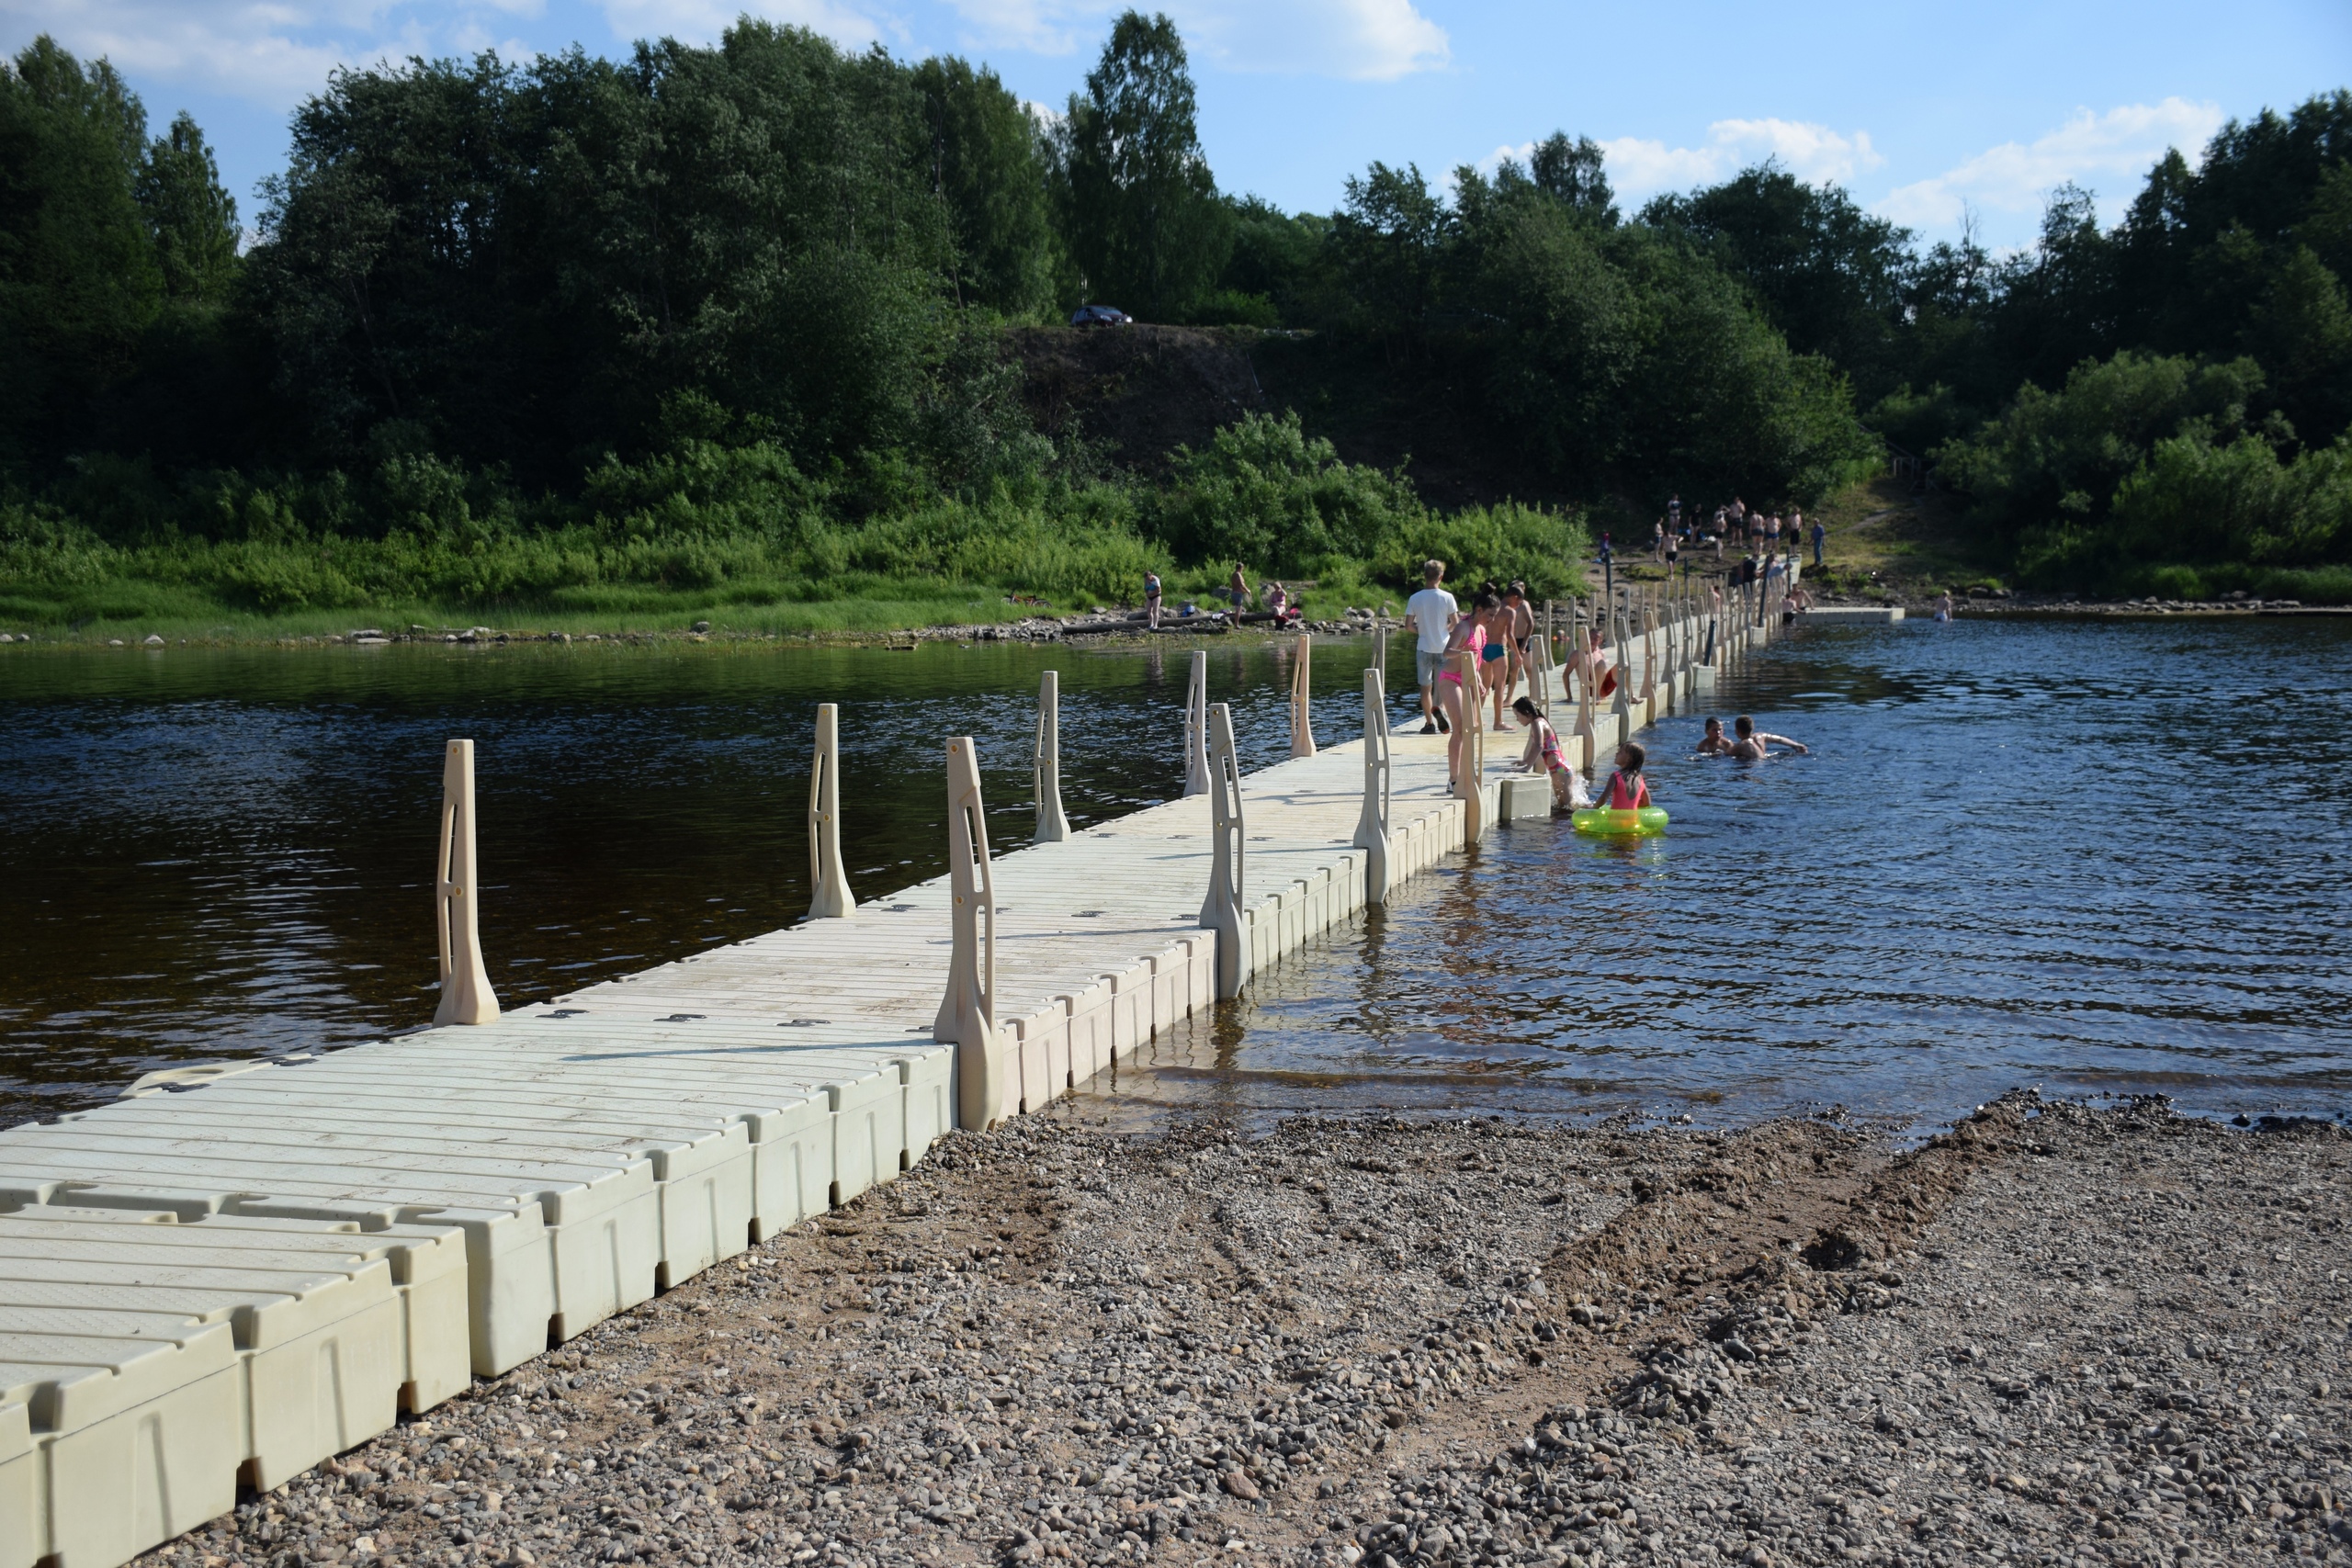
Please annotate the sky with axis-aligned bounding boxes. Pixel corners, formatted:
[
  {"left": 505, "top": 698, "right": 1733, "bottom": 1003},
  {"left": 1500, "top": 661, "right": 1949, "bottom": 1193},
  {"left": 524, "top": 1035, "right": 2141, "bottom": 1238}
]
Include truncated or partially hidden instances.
[{"left": 4, "top": 0, "right": 2347, "bottom": 253}]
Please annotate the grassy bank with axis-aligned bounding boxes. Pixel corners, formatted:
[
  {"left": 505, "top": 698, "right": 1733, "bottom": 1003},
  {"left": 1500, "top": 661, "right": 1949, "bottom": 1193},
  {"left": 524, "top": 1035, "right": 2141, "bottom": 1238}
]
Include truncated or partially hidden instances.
[{"left": 0, "top": 412, "right": 1597, "bottom": 644}]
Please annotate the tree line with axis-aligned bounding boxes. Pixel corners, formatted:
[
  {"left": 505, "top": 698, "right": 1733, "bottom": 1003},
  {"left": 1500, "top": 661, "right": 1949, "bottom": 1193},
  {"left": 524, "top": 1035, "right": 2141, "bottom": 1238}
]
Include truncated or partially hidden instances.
[{"left": 2, "top": 12, "right": 2348, "bottom": 619}]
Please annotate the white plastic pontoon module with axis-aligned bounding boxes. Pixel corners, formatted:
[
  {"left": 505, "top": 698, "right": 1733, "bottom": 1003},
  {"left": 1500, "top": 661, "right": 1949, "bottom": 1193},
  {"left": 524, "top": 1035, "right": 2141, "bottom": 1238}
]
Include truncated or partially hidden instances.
[{"left": 0, "top": 1321, "right": 240, "bottom": 1568}]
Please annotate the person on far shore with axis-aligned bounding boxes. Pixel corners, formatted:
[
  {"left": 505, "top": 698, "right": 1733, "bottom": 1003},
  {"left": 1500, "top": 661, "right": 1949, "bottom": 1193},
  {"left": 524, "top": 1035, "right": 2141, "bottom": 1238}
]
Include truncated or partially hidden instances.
[
  {"left": 1729, "top": 715, "right": 1807, "bottom": 760},
  {"left": 1405, "top": 559, "right": 1458, "bottom": 734},
  {"left": 1936, "top": 591, "right": 1954, "bottom": 623},
  {"left": 1599, "top": 741, "right": 1652, "bottom": 809},
  {"left": 1512, "top": 696, "right": 1590, "bottom": 809},
  {"left": 1145, "top": 569, "right": 1163, "bottom": 629},
  {"left": 1665, "top": 528, "right": 1679, "bottom": 573},
  {"left": 1808, "top": 514, "right": 1825, "bottom": 568},
  {"left": 1265, "top": 581, "right": 1289, "bottom": 620},
  {"left": 1694, "top": 716, "right": 1734, "bottom": 756},
  {"left": 1227, "top": 566, "right": 1252, "bottom": 615}
]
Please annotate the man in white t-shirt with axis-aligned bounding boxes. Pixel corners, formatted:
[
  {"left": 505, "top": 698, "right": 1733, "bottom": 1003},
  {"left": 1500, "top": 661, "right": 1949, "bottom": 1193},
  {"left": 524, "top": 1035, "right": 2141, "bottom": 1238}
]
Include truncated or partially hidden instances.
[{"left": 1404, "top": 558, "right": 1459, "bottom": 735}]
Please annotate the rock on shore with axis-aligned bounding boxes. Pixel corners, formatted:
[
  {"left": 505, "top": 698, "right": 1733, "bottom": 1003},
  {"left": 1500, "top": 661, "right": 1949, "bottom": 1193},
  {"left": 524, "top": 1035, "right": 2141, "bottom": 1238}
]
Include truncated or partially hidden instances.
[{"left": 142, "top": 1096, "right": 2348, "bottom": 1568}]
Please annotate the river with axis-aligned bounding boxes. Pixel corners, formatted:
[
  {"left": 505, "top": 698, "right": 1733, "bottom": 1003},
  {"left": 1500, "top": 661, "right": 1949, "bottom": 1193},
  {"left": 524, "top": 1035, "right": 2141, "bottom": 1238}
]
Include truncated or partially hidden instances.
[{"left": 3, "top": 617, "right": 2346, "bottom": 1132}]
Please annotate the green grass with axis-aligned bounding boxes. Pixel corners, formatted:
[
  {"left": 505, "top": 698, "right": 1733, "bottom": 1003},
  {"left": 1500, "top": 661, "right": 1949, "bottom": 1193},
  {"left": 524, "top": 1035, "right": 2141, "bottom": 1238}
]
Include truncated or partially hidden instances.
[{"left": 0, "top": 568, "right": 1408, "bottom": 645}]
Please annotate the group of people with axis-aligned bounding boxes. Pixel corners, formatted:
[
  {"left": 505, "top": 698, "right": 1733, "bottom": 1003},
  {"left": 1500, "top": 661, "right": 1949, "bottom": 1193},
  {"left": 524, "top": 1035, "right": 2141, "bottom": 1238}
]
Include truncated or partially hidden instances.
[
  {"left": 1140, "top": 568, "right": 1306, "bottom": 630},
  {"left": 1647, "top": 495, "right": 1828, "bottom": 570},
  {"left": 1403, "top": 557, "right": 1811, "bottom": 818}
]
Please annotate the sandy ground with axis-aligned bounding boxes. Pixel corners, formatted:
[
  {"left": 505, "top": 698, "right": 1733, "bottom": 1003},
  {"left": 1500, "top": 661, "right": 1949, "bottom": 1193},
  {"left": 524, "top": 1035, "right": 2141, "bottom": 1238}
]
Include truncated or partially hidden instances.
[{"left": 144, "top": 1094, "right": 2349, "bottom": 1568}]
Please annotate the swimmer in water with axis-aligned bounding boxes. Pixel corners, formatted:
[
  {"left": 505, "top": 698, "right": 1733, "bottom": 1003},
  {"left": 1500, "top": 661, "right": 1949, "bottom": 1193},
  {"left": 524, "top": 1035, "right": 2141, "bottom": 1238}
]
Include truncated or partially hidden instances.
[
  {"left": 1599, "top": 741, "right": 1653, "bottom": 809},
  {"left": 1728, "top": 715, "right": 1808, "bottom": 760},
  {"left": 1935, "top": 591, "right": 1954, "bottom": 623},
  {"left": 1694, "top": 716, "right": 1735, "bottom": 756}
]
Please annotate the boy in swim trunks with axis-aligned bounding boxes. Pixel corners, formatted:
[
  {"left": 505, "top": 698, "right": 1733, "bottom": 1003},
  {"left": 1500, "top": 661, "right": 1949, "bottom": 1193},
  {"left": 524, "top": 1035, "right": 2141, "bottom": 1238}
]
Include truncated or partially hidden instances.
[
  {"left": 1511, "top": 696, "right": 1590, "bottom": 808},
  {"left": 1729, "top": 715, "right": 1808, "bottom": 759},
  {"left": 1599, "top": 742, "right": 1652, "bottom": 809},
  {"left": 1694, "top": 716, "right": 1733, "bottom": 755}
]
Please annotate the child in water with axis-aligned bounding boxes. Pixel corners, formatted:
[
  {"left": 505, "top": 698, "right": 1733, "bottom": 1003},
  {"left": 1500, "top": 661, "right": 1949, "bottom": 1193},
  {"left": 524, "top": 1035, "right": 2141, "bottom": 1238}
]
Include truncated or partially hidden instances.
[
  {"left": 1599, "top": 741, "right": 1652, "bottom": 809},
  {"left": 1510, "top": 696, "right": 1591, "bottom": 809}
]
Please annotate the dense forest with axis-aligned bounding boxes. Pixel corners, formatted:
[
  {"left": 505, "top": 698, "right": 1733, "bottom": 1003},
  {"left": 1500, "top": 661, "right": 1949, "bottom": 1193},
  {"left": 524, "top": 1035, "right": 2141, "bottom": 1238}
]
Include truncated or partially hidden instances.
[{"left": 2, "top": 13, "right": 2348, "bottom": 628}]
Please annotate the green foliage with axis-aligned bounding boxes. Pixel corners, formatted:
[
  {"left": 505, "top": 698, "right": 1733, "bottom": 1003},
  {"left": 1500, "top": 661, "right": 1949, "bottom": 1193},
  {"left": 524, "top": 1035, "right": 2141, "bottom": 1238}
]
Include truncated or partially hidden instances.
[
  {"left": 1047, "top": 11, "right": 1231, "bottom": 317},
  {"left": 1938, "top": 352, "right": 2269, "bottom": 545},
  {"left": 1146, "top": 412, "right": 1587, "bottom": 591},
  {"left": 911, "top": 58, "right": 1058, "bottom": 316},
  {"left": 4, "top": 15, "right": 2347, "bottom": 619},
  {"left": 0, "top": 38, "right": 163, "bottom": 464},
  {"left": 1643, "top": 164, "right": 1912, "bottom": 399},
  {"left": 136, "top": 111, "right": 239, "bottom": 303}
]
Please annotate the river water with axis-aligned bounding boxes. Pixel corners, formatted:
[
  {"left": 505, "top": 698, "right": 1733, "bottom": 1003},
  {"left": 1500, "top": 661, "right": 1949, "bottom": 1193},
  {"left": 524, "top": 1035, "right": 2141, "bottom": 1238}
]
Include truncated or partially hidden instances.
[{"left": 3, "top": 619, "right": 2346, "bottom": 1133}]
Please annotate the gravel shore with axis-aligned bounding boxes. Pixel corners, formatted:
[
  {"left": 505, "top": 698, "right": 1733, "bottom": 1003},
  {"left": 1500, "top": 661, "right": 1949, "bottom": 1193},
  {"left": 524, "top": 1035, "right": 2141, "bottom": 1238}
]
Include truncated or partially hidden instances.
[{"left": 148, "top": 1095, "right": 2349, "bottom": 1568}]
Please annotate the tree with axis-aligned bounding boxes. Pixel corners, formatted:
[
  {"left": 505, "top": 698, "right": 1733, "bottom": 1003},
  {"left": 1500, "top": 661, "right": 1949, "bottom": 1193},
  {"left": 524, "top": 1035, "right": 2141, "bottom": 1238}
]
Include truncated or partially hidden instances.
[
  {"left": 1050, "top": 11, "right": 1229, "bottom": 317},
  {"left": 1526, "top": 132, "right": 1616, "bottom": 224},
  {"left": 1641, "top": 162, "right": 1912, "bottom": 398},
  {"left": 0, "top": 37, "right": 163, "bottom": 468},
  {"left": 136, "top": 111, "right": 240, "bottom": 303},
  {"left": 911, "top": 58, "right": 1057, "bottom": 315},
  {"left": 1330, "top": 162, "right": 1447, "bottom": 352}
]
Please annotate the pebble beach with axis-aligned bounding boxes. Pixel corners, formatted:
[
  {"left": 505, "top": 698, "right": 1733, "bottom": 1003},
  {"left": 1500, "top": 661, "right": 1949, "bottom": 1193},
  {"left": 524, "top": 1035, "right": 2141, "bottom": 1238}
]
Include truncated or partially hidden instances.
[{"left": 140, "top": 1095, "right": 2349, "bottom": 1568}]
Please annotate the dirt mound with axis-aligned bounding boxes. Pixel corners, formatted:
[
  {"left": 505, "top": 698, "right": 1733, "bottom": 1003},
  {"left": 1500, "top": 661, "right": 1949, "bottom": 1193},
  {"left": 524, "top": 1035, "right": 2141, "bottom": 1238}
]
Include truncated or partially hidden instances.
[{"left": 1010, "top": 325, "right": 1270, "bottom": 471}]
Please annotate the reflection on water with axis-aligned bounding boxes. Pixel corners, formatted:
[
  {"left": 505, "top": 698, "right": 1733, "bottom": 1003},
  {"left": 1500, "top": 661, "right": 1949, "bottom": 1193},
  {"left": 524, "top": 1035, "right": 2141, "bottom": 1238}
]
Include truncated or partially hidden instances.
[
  {"left": 4, "top": 617, "right": 2348, "bottom": 1133},
  {"left": 0, "top": 637, "right": 1369, "bottom": 1122},
  {"left": 1088, "top": 616, "right": 2352, "bottom": 1132}
]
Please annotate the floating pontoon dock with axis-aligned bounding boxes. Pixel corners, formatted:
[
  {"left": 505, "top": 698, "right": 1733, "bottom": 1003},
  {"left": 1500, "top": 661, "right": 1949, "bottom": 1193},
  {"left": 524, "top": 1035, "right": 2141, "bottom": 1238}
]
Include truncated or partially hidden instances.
[{"left": 0, "top": 575, "right": 1806, "bottom": 1567}]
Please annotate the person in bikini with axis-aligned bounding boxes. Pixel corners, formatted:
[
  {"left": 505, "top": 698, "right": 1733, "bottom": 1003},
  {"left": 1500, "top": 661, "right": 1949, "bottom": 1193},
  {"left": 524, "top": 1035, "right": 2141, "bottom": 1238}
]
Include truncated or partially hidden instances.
[
  {"left": 1145, "top": 569, "right": 1163, "bottom": 629},
  {"left": 1728, "top": 715, "right": 1808, "bottom": 759},
  {"left": 1436, "top": 608, "right": 1486, "bottom": 784},
  {"left": 1506, "top": 582, "right": 1537, "bottom": 702},
  {"left": 1511, "top": 696, "right": 1590, "bottom": 809},
  {"left": 1474, "top": 591, "right": 1513, "bottom": 728},
  {"left": 1598, "top": 741, "right": 1652, "bottom": 810}
]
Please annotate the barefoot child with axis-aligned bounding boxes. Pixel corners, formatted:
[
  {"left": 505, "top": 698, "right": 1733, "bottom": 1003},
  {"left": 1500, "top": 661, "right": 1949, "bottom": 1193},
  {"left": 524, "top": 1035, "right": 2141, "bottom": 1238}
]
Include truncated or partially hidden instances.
[{"left": 1511, "top": 696, "right": 1590, "bottom": 809}]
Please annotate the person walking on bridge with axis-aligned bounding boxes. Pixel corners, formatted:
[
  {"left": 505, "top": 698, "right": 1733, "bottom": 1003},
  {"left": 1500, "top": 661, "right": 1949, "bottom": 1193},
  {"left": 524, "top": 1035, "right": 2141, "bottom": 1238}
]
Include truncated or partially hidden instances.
[{"left": 1405, "top": 559, "right": 1458, "bottom": 735}]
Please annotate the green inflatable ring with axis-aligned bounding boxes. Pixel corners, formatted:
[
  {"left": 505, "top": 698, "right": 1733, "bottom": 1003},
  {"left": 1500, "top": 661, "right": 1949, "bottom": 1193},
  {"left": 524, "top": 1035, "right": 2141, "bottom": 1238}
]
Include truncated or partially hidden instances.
[{"left": 1571, "top": 807, "right": 1669, "bottom": 837}]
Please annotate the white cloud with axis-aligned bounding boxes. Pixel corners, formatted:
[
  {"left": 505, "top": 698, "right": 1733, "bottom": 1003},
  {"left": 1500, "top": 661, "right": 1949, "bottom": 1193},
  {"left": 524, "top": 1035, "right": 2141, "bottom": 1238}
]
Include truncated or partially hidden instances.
[
  {"left": 0, "top": 0, "right": 358, "bottom": 105},
  {"left": 936, "top": 0, "right": 1447, "bottom": 79},
  {"left": 1878, "top": 97, "right": 2226, "bottom": 231},
  {"left": 596, "top": 0, "right": 893, "bottom": 51},
  {"left": 1584, "top": 118, "right": 1883, "bottom": 200}
]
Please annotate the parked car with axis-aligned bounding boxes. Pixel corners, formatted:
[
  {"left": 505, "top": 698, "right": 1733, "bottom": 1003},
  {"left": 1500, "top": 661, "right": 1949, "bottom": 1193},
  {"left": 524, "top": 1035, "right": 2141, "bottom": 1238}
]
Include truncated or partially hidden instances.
[{"left": 1069, "top": 304, "right": 1132, "bottom": 328}]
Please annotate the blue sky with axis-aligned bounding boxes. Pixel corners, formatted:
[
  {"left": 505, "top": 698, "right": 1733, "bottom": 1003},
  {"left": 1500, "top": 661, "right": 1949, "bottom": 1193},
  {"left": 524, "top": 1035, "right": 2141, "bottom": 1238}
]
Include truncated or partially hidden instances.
[{"left": 5, "top": 0, "right": 2346, "bottom": 252}]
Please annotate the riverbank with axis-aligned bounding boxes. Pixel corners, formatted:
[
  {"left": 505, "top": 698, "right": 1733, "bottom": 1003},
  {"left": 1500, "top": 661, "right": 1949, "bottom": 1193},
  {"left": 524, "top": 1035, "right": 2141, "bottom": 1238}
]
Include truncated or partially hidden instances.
[
  {"left": 6, "top": 591, "right": 2346, "bottom": 652},
  {"left": 141, "top": 1095, "right": 2347, "bottom": 1568}
]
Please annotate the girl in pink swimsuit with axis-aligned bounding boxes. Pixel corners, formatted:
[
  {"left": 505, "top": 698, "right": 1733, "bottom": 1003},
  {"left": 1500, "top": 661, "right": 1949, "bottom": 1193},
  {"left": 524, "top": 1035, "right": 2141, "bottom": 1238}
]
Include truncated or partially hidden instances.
[
  {"left": 1437, "top": 612, "right": 1485, "bottom": 784},
  {"left": 1511, "top": 696, "right": 1589, "bottom": 808},
  {"left": 1600, "top": 741, "right": 1652, "bottom": 809}
]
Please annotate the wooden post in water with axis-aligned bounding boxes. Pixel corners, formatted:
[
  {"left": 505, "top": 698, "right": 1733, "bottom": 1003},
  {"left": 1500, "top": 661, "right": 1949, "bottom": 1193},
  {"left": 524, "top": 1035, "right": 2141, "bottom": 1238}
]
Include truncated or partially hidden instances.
[
  {"left": 1199, "top": 704, "right": 1250, "bottom": 998},
  {"left": 807, "top": 704, "right": 856, "bottom": 920},
  {"left": 434, "top": 739, "right": 499, "bottom": 1026},
  {"left": 1033, "top": 671, "right": 1070, "bottom": 843},
  {"left": 1289, "top": 634, "right": 1317, "bottom": 759},
  {"left": 935, "top": 737, "right": 1002, "bottom": 1129},
  {"left": 1354, "top": 667, "right": 1393, "bottom": 908},
  {"left": 1454, "top": 649, "right": 1487, "bottom": 845},
  {"left": 1181, "top": 651, "right": 1209, "bottom": 798}
]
